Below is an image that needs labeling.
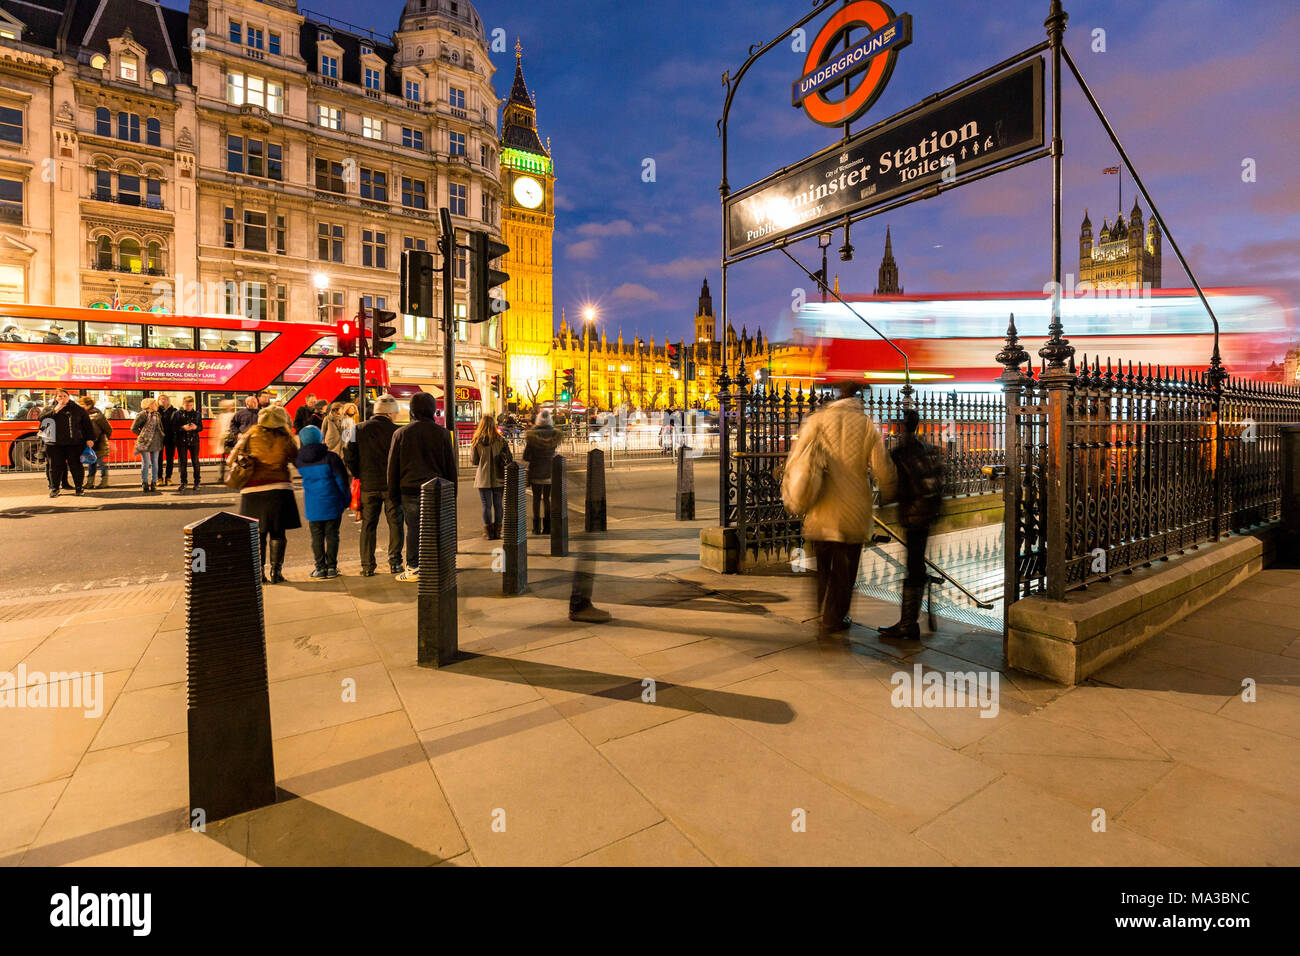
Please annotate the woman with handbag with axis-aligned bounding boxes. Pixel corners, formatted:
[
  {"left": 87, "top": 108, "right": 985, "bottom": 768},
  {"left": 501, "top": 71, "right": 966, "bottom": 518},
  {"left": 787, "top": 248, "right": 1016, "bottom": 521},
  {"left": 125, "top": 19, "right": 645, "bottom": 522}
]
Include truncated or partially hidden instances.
[
  {"left": 226, "top": 404, "right": 301, "bottom": 583},
  {"left": 132, "top": 398, "right": 164, "bottom": 493},
  {"left": 471, "top": 414, "right": 512, "bottom": 539}
]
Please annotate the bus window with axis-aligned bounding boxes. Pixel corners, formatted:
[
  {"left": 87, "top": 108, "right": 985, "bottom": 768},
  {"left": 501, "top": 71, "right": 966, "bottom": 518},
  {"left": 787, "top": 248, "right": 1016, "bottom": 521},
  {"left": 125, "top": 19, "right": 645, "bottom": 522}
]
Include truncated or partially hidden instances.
[
  {"left": 85, "top": 321, "right": 144, "bottom": 348},
  {"left": 309, "top": 336, "right": 340, "bottom": 357},
  {"left": 261, "top": 384, "right": 300, "bottom": 407},
  {"left": 202, "top": 391, "right": 237, "bottom": 418},
  {"left": 256, "top": 331, "right": 279, "bottom": 350},
  {"left": 2, "top": 389, "right": 59, "bottom": 420},
  {"left": 199, "top": 328, "right": 255, "bottom": 352},
  {"left": 0, "top": 316, "right": 79, "bottom": 345},
  {"left": 456, "top": 401, "right": 479, "bottom": 423},
  {"left": 100, "top": 391, "right": 146, "bottom": 419},
  {"left": 147, "top": 325, "right": 197, "bottom": 349}
]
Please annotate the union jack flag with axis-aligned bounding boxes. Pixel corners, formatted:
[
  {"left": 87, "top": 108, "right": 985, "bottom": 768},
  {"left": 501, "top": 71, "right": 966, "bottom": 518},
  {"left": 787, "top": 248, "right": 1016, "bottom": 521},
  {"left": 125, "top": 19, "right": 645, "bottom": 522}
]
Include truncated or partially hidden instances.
[{"left": 1102, "top": 166, "right": 1120, "bottom": 174}]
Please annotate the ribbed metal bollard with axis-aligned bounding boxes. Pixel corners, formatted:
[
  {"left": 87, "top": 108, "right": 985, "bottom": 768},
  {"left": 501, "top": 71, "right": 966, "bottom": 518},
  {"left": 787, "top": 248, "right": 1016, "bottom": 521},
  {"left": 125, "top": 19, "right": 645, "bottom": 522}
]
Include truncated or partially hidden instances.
[
  {"left": 676, "top": 445, "right": 695, "bottom": 520},
  {"left": 184, "top": 512, "right": 275, "bottom": 823},
  {"left": 1281, "top": 425, "right": 1300, "bottom": 562},
  {"left": 417, "top": 476, "right": 458, "bottom": 667},
  {"left": 550, "top": 454, "right": 569, "bottom": 557},
  {"left": 585, "top": 447, "right": 607, "bottom": 532},
  {"left": 503, "top": 461, "right": 528, "bottom": 594}
]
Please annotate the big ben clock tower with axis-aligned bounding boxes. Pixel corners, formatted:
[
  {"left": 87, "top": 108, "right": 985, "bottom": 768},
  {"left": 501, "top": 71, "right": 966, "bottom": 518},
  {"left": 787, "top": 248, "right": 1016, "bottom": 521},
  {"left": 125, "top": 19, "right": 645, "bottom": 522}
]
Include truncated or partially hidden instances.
[{"left": 500, "top": 41, "right": 556, "bottom": 408}]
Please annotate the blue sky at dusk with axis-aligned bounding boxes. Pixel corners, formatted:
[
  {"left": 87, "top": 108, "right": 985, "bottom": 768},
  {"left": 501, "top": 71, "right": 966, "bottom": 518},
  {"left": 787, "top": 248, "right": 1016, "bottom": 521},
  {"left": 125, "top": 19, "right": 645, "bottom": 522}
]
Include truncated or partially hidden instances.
[{"left": 165, "top": 0, "right": 1300, "bottom": 347}]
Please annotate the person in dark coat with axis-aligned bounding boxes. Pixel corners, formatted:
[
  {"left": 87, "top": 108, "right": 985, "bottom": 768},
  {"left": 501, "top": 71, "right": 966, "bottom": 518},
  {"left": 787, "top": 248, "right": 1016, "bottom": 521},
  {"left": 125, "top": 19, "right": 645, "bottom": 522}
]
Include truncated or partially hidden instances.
[
  {"left": 156, "top": 393, "right": 179, "bottom": 486},
  {"left": 173, "top": 395, "right": 203, "bottom": 490},
  {"left": 41, "top": 388, "right": 93, "bottom": 497},
  {"left": 79, "top": 395, "right": 113, "bottom": 488},
  {"left": 231, "top": 395, "right": 259, "bottom": 438},
  {"left": 386, "top": 391, "right": 457, "bottom": 581},
  {"left": 522, "top": 408, "right": 561, "bottom": 535},
  {"left": 345, "top": 394, "right": 403, "bottom": 576},
  {"left": 295, "top": 425, "right": 351, "bottom": 579},
  {"left": 292, "top": 393, "right": 317, "bottom": 433}
]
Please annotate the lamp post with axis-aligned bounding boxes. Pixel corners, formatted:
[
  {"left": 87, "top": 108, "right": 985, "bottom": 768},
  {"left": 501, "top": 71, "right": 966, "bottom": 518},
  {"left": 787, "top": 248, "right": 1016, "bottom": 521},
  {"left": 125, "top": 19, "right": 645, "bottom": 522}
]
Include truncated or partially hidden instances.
[
  {"left": 817, "top": 232, "right": 832, "bottom": 303},
  {"left": 583, "top": 305, "right": 596, "bottom": 432}
]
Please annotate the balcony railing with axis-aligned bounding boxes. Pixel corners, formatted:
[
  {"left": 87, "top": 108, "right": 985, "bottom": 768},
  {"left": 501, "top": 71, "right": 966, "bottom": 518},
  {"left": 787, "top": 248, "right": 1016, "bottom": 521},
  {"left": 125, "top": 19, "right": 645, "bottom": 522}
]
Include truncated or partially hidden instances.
[
  {"left": 92, "top": 262, "right": 167, "bottom": 276},
  {"left": 88, "top": 191, "right": 165, "bottom": 210},
  {"left": 0, "top": 205, "right": 22, "bottom": 224}
]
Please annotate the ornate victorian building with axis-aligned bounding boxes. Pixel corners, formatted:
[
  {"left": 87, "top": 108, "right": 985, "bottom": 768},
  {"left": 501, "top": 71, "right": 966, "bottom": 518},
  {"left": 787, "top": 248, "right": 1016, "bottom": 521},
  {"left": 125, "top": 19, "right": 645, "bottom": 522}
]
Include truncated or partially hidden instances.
[{"left": 1079, "top": 201, "right": 1162, "bottom": 290}]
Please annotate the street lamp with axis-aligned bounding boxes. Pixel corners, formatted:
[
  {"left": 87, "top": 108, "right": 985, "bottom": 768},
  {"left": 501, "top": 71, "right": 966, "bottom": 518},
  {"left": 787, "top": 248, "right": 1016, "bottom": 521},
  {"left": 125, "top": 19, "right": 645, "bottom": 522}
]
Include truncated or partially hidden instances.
[
  {"left": 583, "top": 305, "right": 597, "bottom": 431},
  {"left": 817, "top": 232, "right": 832, "bottom": 304}
]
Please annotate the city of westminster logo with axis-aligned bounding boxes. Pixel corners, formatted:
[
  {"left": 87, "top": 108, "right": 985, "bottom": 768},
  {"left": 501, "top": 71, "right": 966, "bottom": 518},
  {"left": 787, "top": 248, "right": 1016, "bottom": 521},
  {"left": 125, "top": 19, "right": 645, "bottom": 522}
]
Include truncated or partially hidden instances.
[{"left": 792, "top": 1, "right": 912, "bottom": 128}]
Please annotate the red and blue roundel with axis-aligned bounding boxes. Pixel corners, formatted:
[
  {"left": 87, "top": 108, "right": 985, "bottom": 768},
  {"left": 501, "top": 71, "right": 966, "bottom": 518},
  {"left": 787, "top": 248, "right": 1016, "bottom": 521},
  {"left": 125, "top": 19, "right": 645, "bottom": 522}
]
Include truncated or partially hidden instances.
[{"left": 793, "top": 1, "right": 912, "bottom": 128}]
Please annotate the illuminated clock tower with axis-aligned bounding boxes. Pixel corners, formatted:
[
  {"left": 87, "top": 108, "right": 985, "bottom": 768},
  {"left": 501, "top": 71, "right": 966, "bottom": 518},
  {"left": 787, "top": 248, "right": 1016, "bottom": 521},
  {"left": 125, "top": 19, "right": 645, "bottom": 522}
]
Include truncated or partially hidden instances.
[{"left": 500, "top": 41, "right": 556, "bottom": 409}]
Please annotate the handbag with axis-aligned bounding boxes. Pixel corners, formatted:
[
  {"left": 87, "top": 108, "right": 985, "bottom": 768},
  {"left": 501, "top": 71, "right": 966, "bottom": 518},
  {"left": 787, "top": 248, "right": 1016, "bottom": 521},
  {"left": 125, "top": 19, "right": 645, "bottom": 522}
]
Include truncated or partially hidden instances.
[
  {"left": 223, "top": 433, "right": 255, "bottom": 491},
  {"left": 781, "top": 428, "right": 828, "bottom": 516},
  {"left": 350, "top": 477, "right": 362, "bottom": 513},
  {"left": 80, "top": 447, "right": 97, "bottom": 466}
]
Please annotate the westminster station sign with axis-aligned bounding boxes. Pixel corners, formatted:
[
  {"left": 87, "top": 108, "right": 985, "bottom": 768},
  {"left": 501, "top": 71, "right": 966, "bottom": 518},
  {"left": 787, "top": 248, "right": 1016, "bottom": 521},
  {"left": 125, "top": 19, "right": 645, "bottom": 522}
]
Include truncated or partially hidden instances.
[{"left": 727, "top": 57, "right": 1044, "bottom": 257}]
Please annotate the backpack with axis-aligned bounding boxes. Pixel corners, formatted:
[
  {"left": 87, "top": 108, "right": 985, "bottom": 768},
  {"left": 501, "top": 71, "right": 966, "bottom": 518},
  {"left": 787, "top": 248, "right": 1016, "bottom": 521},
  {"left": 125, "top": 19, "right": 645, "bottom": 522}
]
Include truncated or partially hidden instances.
[
  {"left": 781, "top": 428, "right": 828, "bottom": 516},
  {"left": 895, "top": 440, "right": 946, "bottom": 523}
]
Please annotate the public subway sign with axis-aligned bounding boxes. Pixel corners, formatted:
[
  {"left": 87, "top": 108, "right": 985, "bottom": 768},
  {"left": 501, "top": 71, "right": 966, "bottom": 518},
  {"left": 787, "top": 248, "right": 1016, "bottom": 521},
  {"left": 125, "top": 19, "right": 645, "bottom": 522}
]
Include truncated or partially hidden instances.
[
  {"left": 0, "top": 349, "right": 249, "bottom": 385},
  {"left": 728, "top": 57, "right": 1044, "bottom": 257},
  {"left": 793, "top": 1, "right": 912, "bottom": 127}
]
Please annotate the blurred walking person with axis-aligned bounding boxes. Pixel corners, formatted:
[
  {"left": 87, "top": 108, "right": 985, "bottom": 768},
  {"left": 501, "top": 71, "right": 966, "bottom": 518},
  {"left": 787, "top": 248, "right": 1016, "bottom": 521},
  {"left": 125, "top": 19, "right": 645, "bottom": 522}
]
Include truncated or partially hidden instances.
[
  {"left": 322, "top": 401, "right": 348, "bottom": 456},
  {"left": 522, "top": 408, "right": 560, "bottom": 535},
  {"left": 132, "top": 398, "right": 165, "bottom": 493},
  {"left": 782, "top": 382, "right": 895, "bottom": 641},
  {"left": 346, "top": 395, "right": 404, "bottom": 576},
  {"left": 386, "top": 391, "right": 457, "bottom": 582},
  {"left": 471, "top": 414, "right": 512, "bottom": 540},
  {"left": 292, "top": 393, "right": 317, "bottom": 432},
  {"left": 228, "top": 404, "right": 301, "bottom": 583},
  {"left": 174, "top": 395, "right": 203, "bottom": 489},
  {"left": 878, "top": 408, "right": 946, "bottom": 640},
  {"left": 79, "top": 395, "right": 112, "bottom": 488},
  {"left": 295, "top": 425, "right": 350, "bottom": 579},
  {"left": 213, "top": 398, "right": 237, "bottom": 484}
]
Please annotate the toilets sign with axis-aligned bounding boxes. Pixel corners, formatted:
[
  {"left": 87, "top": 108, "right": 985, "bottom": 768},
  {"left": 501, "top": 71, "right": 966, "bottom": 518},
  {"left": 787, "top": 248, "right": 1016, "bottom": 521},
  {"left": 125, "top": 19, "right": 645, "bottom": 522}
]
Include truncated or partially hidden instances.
[{"left": 792, "top": 1, "right": 912, "bottom": 128}]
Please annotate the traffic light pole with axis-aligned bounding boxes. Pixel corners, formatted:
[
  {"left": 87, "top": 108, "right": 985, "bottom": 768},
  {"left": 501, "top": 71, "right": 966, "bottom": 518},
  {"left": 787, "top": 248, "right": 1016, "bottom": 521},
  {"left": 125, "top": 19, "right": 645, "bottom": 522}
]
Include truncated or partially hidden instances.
[
  {"left": 358, "top": 303, "right": 368, "bottom": 421},
  {"left": 440, "top": 208, "right": 455, "bottom": 435}
]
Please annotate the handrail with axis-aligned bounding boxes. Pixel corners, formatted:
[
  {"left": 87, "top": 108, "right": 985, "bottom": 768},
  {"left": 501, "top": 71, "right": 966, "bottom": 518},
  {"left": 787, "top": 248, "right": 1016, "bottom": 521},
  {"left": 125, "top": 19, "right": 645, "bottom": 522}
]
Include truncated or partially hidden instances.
[{"left": 871, "top": 515, "right": 996, "bottom": 609}]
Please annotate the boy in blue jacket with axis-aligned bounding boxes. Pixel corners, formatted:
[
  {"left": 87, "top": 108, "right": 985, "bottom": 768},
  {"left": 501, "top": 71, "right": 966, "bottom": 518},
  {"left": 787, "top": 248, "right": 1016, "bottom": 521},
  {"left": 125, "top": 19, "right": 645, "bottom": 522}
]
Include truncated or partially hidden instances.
[{"left": 295, "top": 425, "right": 351, "bottom": 579}]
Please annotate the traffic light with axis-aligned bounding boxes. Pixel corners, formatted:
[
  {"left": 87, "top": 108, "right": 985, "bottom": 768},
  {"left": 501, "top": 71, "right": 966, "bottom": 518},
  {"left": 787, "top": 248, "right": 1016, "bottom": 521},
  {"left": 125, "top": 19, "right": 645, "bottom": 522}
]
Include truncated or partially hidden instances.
[
  {"left": 468, "top": 230, "right": 510, "bottom": 323},
  {"left": 401, "top": 249, "right": 435, "bottom": 318},
  {"left": 372, "top": 309, "right": 398, "bottom": 354},
  {"left": 337, "top": 317, "right": 359, "bottom": 356},
  {"left": 560, "top": 368, "right": 575, "bottom": 402}
]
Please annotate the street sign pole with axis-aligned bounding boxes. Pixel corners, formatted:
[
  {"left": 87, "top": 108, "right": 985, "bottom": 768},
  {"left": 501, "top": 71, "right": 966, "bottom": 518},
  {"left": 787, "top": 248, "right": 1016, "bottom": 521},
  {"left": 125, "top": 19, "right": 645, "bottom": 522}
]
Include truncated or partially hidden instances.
[
  {"left": 440, "top": 207, "right": 455, "bottom": 433},
  {"left": 357, "top": 298, "right": 368, "bottom": 421}
]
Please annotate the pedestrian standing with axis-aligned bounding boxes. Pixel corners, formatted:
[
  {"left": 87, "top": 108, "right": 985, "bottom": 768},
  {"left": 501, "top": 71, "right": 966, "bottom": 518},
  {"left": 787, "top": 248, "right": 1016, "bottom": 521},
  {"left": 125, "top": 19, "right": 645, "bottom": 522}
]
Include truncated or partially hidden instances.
[
  {"left": 79, "top": 395, "right": 112, "bottom": 488},
  {"left": 522, "top": 408, "right": 560, "bottom": 535},
  {"left": 471, "top": 414, "right": 512, "bottom": 540},
  {"left": 174, "top": 395, "right": 203, "bottom": 489},
  {"left": 231, "top": 395, "right": 259, "bottom": 439},
  {"left": 292, "top": 393, "right": 317, "bottom": 433},
  {"left": 132, "top": 398, "right": 165, "bottom": 493},
  {"left": 41, "top": 389, "right": 94, "bottom": 497},
  {"left": 346, "top": 395, "right": 403, "bottom": 575},
  {"left": 878, "top": 408, "right": 946, "bottom": 640},
  {"left": 386, "top": 391, "right": 457, "bottom": 582},
  {"left": 295, "top": 424, "right": 350, "bottom": 579},
  {"left": 229, "top": 405, "right": 301, "bottom": 583},
  {"left": 322, "top": 401, "right": 347, "bottom": 456},
  {"left": 157, "top": 393, "right": 178, "bottom": 486},
  {"left": 782, "top": 381, "right": 896, "bottom": 641}
]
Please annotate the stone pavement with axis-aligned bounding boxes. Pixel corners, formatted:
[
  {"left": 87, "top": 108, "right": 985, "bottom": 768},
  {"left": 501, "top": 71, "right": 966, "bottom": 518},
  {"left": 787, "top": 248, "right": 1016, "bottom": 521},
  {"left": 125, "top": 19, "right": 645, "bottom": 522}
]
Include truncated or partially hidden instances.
[{"left": 1, "top": 512, "right": 1297, "bottom": 866}]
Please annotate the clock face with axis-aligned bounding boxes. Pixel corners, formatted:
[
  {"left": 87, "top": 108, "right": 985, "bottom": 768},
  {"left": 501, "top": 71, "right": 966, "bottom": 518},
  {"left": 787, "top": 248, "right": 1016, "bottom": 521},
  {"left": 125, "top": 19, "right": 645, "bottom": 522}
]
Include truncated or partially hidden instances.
[{"left": 513, "top": 175, "right": 544, "bottom": 209}]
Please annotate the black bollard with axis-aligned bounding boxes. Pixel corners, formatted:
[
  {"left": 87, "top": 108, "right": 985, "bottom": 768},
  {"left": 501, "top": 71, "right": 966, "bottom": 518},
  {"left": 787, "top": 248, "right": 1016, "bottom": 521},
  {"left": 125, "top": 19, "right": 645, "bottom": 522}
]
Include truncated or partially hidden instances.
[
  {"left": 1281, "top": 425, "right": 1300, "bottom": 561},
  {"left": 585, "top": 447, "right": 607, "bottom": 532},
  {"left": 184, "top": 512, "right": 275, "bottom": 823},
  {"left": 550, "top": 454, "right": 569, "bottom": 557},
  {"left": 676, "top": 445, "right": 695, "bottom": 520},
  {"left": 417, "top": 476, "right": 458, "bottom": 667},
  {"left": 503, "top": 461, "right": 528, "bottom": 594}
]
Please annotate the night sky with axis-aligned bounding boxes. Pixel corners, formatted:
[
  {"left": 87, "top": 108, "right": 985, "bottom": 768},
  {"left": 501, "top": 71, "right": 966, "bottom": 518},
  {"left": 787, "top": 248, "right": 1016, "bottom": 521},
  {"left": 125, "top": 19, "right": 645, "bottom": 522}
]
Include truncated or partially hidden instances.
[{"left": 163, "top": 0, "right": 1300, "bottom": 347}]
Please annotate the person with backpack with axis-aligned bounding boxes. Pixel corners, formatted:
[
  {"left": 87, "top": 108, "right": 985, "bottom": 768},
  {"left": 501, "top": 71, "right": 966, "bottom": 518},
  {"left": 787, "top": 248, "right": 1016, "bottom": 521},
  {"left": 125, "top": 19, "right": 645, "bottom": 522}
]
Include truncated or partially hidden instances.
[
  {"left": 295, "top": 424, "right": 351, "bottom": 579},
  {"left": 781, "top": 382, "right": 896, "bottom": 642},
  {"left": 386, "top": 391, "right": 457, "bottom": 581},
  {"left": 878, "top": 408, "right": 946, "bottom": 641}
]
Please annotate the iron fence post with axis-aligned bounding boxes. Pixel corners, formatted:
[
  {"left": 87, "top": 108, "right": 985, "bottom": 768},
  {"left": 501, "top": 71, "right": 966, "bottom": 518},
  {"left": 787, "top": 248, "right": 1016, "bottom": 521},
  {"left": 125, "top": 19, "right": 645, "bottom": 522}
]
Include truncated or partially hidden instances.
[{"left": 997, "top": 317, "right": 1030, "bottom": 628}]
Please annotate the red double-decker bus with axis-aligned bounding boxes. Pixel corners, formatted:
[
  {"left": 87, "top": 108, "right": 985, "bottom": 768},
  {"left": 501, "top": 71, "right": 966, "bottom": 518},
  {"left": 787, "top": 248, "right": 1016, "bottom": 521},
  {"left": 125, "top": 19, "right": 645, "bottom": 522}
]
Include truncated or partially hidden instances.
[{"left": 0, "top": 304, "right": 387, "bottom": 469}]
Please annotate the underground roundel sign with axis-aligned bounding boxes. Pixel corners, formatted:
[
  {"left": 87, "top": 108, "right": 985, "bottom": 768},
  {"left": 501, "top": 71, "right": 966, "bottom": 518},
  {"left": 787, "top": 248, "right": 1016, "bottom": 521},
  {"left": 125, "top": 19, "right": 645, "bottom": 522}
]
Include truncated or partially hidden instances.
[{"left": 793, "top": 1, "right": 912, "bottom": 128}]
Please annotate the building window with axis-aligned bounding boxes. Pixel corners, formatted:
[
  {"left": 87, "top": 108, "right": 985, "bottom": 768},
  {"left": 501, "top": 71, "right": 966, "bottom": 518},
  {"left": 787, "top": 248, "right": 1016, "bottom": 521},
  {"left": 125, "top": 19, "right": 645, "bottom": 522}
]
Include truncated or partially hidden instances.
[
  {"left": 247, "top": 27, "right": 264, "bottom": 51},
  {"left": 227, "top": 73, "right": 283, "bottom": 114},
  {"left": 95, "top": 235, "right": 112, "bottom": 269},
  {"left": 455, "top": 302, "right": 467, "bottom": 342},
  {"left": 481, "top": 193, "right": 491, "bottom": 223},
  {"left": 0, "top": 177, "right": 22, "bottom": 224},
  {"left": 146, "top": 117, "right": 161, "bottom": 147},
  {"left": 404, "top": 314, "right": 427, "bottom": 342},
  {"left": 223, "top": 206, "right": 235, "bottom": 248},
  {"left": 449, "top": 182, "right": 466, "bottom": 216},
  {"left": 119, "top": 55, "right": 138, "bottom": 82},
  {"left": 117, "top": 112, "right": 140, "bottom": 143},
  {"left": 402, "top": 127, "right": 423, "bottom": 150},
  {"left": 270, "top": 32, "right": 281, "bottom": 55},
  {"left": 318, "top": 289, "right": 344, "bottom": 323},
  {"left": 315, "top": 158, "right": 345, "bottom": 193},
  {"left": 274, "top": 284, "right": 288, "bottom": 320},
  {"left": 362, "top": 230, "right": 387, "bottom": 269},
  {"left": 146, "top": 177, "right": 162, "bottom": 209},
  {"left": 244, "top": 281, "right": 267, "bottom": 320},
  {"left": 454, "top": 247, "right": 467, "bottom": 280},
  {"left": 93, "top": 169, "right": 112, "bottom": 201},
  {"left": 405, "top": 79, "right": 421, "bottom": 102},
  {"left": 146, "top": 241, "right": 162, "bottom": 274},
  {"left": 401, "top": 177, "right": 427, "bottom": 210},
  {"left": 479, "top": 144, "right": 488, "bottom": 166},
  {"left": 117, "top": 173, "right": 141, "bottom": 205},
  {"left": 229, "top": 21, "right": 242, "bottom": 44},
  {"left": 276, "top": 215, "right": 286, "bottom": 254},
  {"left": 95, "top": 107, "right": 110, "bottom": 136},
  {"left": 243, "top": 210, "right": 268, "bottom": 252},
  {"left": 0, "top": 106, "right": 21, "bottom": 145},
  {"left": 119, "top": 238, "right": 141, "bottom": 273},
  {"left": 364, "top": 68, "right": 381, "bottom": 91},
  {"left": 317, "top": 105, "right": 341, "bottom": 130},
  {"left": 449, "top": 131, "right": 465, "bottom": 156},
  {"left": 360, "top": 168, "right": 387, "bottom": 202},
  {"left": 362, "top": 116, "right": 383, "bottom": 140},
  {"left": 321, "top": 55, "right": 339, "bottom": 79},
  {"left": 449, "top": 87, "right": 465, "bottom": 110},
  {"left": 318, "top": 222, "right": 344, "bottom": 262},
  {"left": 404, "top": 237, "right": 427, "bottom": 251}
]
